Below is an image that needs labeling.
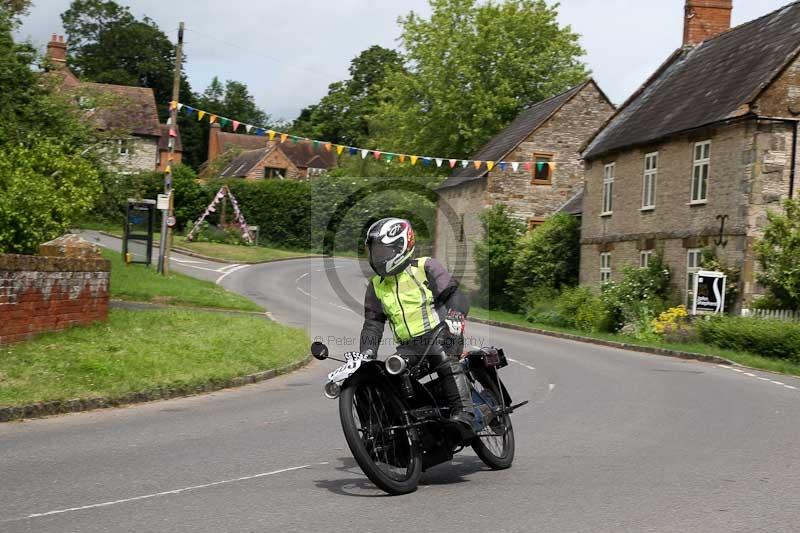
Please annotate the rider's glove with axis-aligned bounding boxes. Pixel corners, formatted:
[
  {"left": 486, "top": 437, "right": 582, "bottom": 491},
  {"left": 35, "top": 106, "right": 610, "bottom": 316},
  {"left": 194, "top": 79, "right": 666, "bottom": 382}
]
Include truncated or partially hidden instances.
[{"left": 445, "top": 310, "right": 465, "bottom": 336}]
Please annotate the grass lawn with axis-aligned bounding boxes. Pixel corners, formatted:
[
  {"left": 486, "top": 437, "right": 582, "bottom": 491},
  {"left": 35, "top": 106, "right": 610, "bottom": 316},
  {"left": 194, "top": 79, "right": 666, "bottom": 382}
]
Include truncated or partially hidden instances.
[
  {"left": 0, "top": 309, "right": 309, "bottom": 407},
  {"left": 171, "top": 236, "right": 313, "bottom": 263},
  {"left": 469, "top": 307, "right": 800, "bottom": 377},
  {"left": 81, "top": 224, "right": 312, "bottom": 263},
  {"left": 104, "top": 248, "right": 262, "bottom": 312}
]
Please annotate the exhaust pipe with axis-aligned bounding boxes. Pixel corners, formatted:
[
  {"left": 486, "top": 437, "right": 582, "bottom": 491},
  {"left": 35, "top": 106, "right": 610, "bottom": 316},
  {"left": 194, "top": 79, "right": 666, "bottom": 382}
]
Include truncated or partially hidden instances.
[
  {"left": 324, "top": 381, "right": 340, "bottom": 399},
  {"left": 385, "top": 354, "right": 407, "bottom": 375}
]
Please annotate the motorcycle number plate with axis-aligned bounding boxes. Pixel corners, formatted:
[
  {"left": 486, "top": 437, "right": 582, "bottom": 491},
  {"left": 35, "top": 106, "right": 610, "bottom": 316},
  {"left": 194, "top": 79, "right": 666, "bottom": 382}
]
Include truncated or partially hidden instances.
[{"left": 327, "top": 352, "right": 365, "bottom": 383}]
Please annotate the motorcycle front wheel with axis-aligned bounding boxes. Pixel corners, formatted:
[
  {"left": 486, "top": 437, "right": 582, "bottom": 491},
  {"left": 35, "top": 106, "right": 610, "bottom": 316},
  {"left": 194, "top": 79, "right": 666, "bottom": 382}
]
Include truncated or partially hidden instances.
[
  {"left": 470, "top": 368, "right": 515, "bottom": 470},
  {"left": 339, "top": 375, "right": 422, "bottom": 495}
]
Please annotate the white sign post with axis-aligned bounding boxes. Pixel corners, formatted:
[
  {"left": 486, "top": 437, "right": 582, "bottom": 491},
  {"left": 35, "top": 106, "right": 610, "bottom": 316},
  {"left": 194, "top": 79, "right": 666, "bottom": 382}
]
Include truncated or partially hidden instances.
[{"left": 692, "top": 270, "right": 727, "bottom": 315}]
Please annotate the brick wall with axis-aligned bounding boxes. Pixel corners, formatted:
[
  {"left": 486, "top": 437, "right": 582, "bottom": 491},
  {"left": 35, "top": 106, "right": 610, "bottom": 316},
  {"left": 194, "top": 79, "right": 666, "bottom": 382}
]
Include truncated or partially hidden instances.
[
  {"left": 683, "top": 0, "right": 732, "bottom": 46},
  {"left": 245, "top": 148, "right": 302, "bottom": 180},
  {"left": 0, "top": 236, "right": 110, "bottom": 345}
]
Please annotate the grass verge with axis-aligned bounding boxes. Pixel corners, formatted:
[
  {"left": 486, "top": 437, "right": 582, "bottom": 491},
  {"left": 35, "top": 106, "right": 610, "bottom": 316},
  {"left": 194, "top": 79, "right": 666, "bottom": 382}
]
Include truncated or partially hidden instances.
[
  {"left": 104, "top": 248, "right": 262, "bottom": 312},
  {"left": 469, "top": 307, "right": 800, "bottom": 377},
  {"left": 0, "top": 309, "right": 308, "bottom": 407},
  {"left": 84, "top": 224, "right": 313, "bottom": 263}
]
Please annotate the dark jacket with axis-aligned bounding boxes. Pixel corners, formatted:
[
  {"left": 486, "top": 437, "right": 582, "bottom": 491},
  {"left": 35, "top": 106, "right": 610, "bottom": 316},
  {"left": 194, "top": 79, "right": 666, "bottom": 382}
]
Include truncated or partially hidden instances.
[{"left": 359, "top": 257, "right": 469, "bottom": 354}]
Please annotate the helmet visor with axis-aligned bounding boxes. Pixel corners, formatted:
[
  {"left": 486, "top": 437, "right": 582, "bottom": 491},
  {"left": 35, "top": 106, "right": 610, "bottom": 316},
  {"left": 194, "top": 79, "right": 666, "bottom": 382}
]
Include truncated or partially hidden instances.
[{"left": 369, "top": 242, "right": 401, "bottom": 265}]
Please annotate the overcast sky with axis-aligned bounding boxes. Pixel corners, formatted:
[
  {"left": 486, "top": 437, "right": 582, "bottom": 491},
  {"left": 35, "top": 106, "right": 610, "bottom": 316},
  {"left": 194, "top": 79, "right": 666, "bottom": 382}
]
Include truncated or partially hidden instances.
[{"left": 15, "top": 0, "right": 792, "bottom": 122}]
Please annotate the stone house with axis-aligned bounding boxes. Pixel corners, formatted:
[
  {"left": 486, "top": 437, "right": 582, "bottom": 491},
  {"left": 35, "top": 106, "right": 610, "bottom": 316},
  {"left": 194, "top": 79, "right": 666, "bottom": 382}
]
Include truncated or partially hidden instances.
[
  {"left": 208, "top": 124, "right": 336, "bottom": 180},
  {"left": 580, "top": 0, "right": 800, "bottom": 311},
  {"left": 434, "top": 79, "right": 615, "bottom": 288},
  {"left": 45, "top": 34, "right": 181, "bottom": 173}
]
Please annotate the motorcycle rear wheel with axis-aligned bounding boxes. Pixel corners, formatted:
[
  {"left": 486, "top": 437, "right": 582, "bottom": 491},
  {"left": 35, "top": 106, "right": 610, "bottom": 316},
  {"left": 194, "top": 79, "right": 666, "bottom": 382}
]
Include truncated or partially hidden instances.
[
  {"left": 470, "top": 368, "right": 515, "bottom": 470},
  {"left": 339, "top": 376, "right": 422, "bottom": 495}
]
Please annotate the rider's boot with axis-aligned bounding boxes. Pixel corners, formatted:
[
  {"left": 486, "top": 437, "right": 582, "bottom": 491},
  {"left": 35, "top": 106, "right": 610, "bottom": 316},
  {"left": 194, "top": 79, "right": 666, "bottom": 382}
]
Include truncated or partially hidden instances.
[{"left": 437, "top": 359, "right": 475, "bottom": 439}]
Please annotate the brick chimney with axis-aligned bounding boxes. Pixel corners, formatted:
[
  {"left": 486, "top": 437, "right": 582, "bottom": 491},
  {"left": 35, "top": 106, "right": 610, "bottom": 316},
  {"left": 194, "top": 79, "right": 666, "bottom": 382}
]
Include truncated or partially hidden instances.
[
  {"left": 208, "top": 123, "right": 221, "bottom": 162},
  {"left": 683, "top": 0, "right": 733, "bottom": 46},
  {"left": 46, "top": 34, "right": 67, "bottom": 66}
]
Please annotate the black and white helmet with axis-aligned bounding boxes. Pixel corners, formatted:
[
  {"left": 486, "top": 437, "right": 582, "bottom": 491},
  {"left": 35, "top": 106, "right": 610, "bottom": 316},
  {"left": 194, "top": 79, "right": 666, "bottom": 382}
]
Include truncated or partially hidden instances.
[{"left": 365, "top": 218, "right": 416, "bottom": 277}]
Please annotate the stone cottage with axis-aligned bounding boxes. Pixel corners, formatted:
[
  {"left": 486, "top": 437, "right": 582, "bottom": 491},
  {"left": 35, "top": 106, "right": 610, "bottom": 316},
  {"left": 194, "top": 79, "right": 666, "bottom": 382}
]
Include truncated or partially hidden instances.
[
  {"left": 208, "top": 124, "right": 336, "bottom": 180},
  {"left": 580, "top": 0, "right": 800, "bottom": 310},
  {"left": 45, "top": 34, "right": 181, "bottom": 173},
  {"left": 434, "top": 79, "right": 615, "bottom": 288}
]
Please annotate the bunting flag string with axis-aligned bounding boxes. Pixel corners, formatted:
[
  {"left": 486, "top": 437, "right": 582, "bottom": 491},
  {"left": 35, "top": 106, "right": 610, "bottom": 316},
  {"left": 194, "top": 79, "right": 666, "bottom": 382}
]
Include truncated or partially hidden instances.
[{"left": 173, "top": 101, "right": 557, "bottom": 173}]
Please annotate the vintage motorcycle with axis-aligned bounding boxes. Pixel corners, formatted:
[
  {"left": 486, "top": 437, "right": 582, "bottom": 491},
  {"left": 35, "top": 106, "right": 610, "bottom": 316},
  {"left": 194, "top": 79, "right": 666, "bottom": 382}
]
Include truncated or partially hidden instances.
[{"left": 311, "top": 324, "right": 526, "bottom": 495}]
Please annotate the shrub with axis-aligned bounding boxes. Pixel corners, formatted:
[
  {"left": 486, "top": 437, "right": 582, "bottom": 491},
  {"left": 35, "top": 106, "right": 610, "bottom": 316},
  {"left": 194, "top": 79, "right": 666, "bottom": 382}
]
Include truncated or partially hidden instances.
[
  {"left": 521, "top": 287, "right": 563, "bottom": 326},
  {"left": 652, "top": 305, "right": 696, "bottom": 344},
  {"left": 755, "top": 199, "right": 800, "bottom": 310},
  {"left": 601, "top": 256, "right": 672, "bottom": 332},
  {"left": 556, "top": 286, "right": 610, "bottom": 333},
  {"left": 474, "top": 204, "right": 524, "bottom": 309},
  {"left": 506, "top": 213, "right": 580, "bottom": 309},
  {"left": 697, "top": 316, "right": 800, "bottom": 362}
]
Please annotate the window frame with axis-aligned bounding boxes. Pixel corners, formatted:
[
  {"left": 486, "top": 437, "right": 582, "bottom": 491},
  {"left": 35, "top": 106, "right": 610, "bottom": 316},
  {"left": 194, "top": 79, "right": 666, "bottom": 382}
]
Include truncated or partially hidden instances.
[
  {"left": 690, "top": 140, "right": 710, "bottom": 204},
  {"left": 263, "top": 167, "right": 285, "bottom": 179},
  {"left": 117, "top": 138, "right": 133, "bottom": 156},
  {"left": 531, "top": 153, "right": 554, "bottom": 185},
  {"left": 600, "top": 252, "right": 612, "bottom": 283},
  {"left": 601, "top": 163, "right": 615, "bottom": 216},
  {"left": 640, "top": 250, "right": 654, "bottom": 268},
  {"left": 686, "top": 248, "right": 702, "bottom": 304},
  {"left": 641, "top": 152, "right": 658, "bottom": 210}
]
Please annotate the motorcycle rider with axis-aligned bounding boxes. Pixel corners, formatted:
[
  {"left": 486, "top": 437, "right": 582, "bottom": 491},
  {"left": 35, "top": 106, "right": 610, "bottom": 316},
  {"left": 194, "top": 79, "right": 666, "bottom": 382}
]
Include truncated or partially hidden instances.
[{"left": 359, "top": 217, "right": 475, "bottom": 437}]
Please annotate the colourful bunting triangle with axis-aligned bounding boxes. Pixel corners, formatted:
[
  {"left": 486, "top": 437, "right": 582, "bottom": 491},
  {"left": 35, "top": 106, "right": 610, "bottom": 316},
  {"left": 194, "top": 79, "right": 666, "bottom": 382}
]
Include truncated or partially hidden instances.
[
  {"left": 209, "top": 114, "right": 218, "bottom": 124},
  {"left": 524, "top": 162, "right": 532, "bottom": 171},
  {"left": 385, "top": 153, "right": 394, "bottom": 163},
  {"left": 349, "top": 147, "right": 358, "bottom": 156},
  {"left": 268, "top": 130, "right": 276, "bottom": 140},
  {"left": 198, "top": 110, "right": 206, "bottom": 121},
  {"left": 511, "top": 162, "right": 520, "bottom": 172},
  {"left": 473, "top": 161, "right": 482, "bottom": 170},
  {"left": 461, "top": 160, "right": 469, "bottom": 168},
  {"left": 422, "top": 157, "right": 431, "bottom": 166},
  {"left": 313, "top": 140, "right": 320, "bottom": 149},
  {"left": 487, "top": 161, "right": 495, "bottom": 171},
  {"left": 435, "top": 158, "right": 443, "bottom": 168},
  {"left": 399, "top": 154, "right": 406, "bottom": 164},
  {"left": 449, "top": 159, "right": 457, "bottom": 168},
  {"left": 361, "top": 149, "right": 369, "bottom": 159},
  {"left": 232, "top": 120, "right": 240, "bottom": 131},
  {"left": 245, "top": 124, "right": 253, "bottom": 133},
  {"left": 373, "top": 150, "right": 381, "bottom": 160},
  {"left": 324, "top": 142, "right": 332, "bottom": 152},
  {"left": 280, "top": 133, "right": 288, "bottom": 143},
  {"left": 499, "top": 162, "right": 506, "bottom": 171},
  {"left": 411, "top": 155, "right": 418, "bottom": 166},
  {"left": 336, "top": 145, "right": 345, "bottom": 155},
  {"left": 256, "top": 128, "right": 265, "bottom": 136}
]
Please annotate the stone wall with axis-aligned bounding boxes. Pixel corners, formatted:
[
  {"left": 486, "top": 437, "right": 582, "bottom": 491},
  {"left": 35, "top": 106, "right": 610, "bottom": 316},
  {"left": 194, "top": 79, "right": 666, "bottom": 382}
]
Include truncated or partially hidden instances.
[
  {"left": 115, "top": 137, "right": 158, "bottom": 173},
  {"left": 435, "top": 179, "right": 487, "bottom": 289},
  {"left": 0, "top": 236, "right": 110, "bottom": 345},
  {"left": 580, "top": 119, "right": 794, "bottom": 308},
  {"left": 435, "top": 81, "right": 615, "bottom": 290},
  {"left": 486, "top": 82, "right": 615, "bottom": 223}
]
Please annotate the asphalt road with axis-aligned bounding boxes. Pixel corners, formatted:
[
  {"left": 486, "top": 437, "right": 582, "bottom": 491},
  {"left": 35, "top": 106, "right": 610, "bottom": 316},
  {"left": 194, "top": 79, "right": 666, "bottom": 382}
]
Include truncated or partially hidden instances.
[{"left": 1, "top": 244, "right": 799, "bottom": 532}]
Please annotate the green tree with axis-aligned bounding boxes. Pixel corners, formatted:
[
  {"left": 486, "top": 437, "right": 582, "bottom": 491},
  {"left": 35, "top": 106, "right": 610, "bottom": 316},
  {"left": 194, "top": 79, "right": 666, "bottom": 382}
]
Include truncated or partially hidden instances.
[
  {"left": 506, "top": 213, "right": 580, "bottom": 309},
  {"left": 0, "top": 8, "right": 103, "bottom": 252},
  {"left": 755, "top": 199, "right": 800, "bottom": 310},
  {"left": 371, "top": 0, "right": 588, "bottom": 158},
  {"left": 292, "top": 45, "right": 404, "bottom": 147},
  {"left": 474, "top": 204, "right": 524, "bottom": 309},
  {"left": 61, "top": 0, "right": 176, "bottom": 109}
]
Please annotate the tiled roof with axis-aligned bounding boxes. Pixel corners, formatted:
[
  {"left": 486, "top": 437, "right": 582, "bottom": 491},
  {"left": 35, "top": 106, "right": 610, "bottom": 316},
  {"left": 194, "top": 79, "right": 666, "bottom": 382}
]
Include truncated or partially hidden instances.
[
  {"left": 217, "top": 131, "right": 270, "bottom": 153},
  {"left": 278, "top": 141, "right": 336, "bottom": 169},
  {"left": 219, "top": 148, "right": 271, "bottom": 178},
  {"left": 81, "top": 82, "right": 161, "bottom": 137},
  {"left": 216, "top": 133, "right": 336, "bottom": 169},
  {"left": 583, "top": 2, "right": 800, "bottom": 160},
  {"left": 438, "top": 80, "right": 592, "bottom": 190}
]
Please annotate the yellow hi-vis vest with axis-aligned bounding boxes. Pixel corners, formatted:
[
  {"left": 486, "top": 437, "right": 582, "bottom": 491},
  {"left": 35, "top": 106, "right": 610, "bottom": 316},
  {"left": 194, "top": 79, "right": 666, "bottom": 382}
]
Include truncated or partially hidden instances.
[{"left": 371, "top": 257, "right": 441, "bottom": 342}]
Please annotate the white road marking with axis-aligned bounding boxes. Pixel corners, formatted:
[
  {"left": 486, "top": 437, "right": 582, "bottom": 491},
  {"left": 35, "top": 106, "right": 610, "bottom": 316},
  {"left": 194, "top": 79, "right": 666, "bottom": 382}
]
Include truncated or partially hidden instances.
[
  {"left": 217, "top": 263, "right": 243, "bottom": 273},
  {"left": 294, "top": 272, "right": 318, "bottom": 300},
  {"left": 22, "top": 463, "right": 326, "bottom": 520},
  {"left": 170, "top": 257, "right": 204, "bottom": 264},
  {"left": 507, "top": 358, "right": 535, "bottom": 371},
  {"left": 297, "top": 286, "right": 314, "bottom": 298},
  {"left": 170, "top": 262, "right": 222, "bottom": 273},
  {"left": 215, "top": 264, "right": 249, "bottom": 285},
  {"left": 295, "top": 272, "right": 310, "bottom": 283},
  {"left": 548, "top": 383, "right": 555, "bottom": 392},
  {"left": 718, "top": 365, "right": 798, "bottom": 393}
]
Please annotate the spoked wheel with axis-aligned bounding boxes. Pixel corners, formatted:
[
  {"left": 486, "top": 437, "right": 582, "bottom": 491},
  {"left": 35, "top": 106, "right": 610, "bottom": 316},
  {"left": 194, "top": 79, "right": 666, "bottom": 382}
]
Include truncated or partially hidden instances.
[
  {"left": 470, "top": 368, "right": 515, "bottom": 469},
  {"left": 339, "top": 376, "right": 422, "bottom": 495}
]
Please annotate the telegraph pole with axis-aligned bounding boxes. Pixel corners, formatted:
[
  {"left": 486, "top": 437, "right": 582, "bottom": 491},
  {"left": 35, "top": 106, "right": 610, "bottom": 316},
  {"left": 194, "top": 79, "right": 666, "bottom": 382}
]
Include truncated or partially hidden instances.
[{"left": 158, "top": 21, "right": 184, "bottom": 274}]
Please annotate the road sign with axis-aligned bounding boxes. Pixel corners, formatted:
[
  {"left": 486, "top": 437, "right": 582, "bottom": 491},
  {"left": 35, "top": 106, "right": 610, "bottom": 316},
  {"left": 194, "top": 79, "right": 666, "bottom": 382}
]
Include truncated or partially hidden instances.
[
  {"left": 157, "top": 193, "right": 170, "bottom": 210},
  {"left": 166, "top": 215, "right": 177, "bottom": 228}
]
